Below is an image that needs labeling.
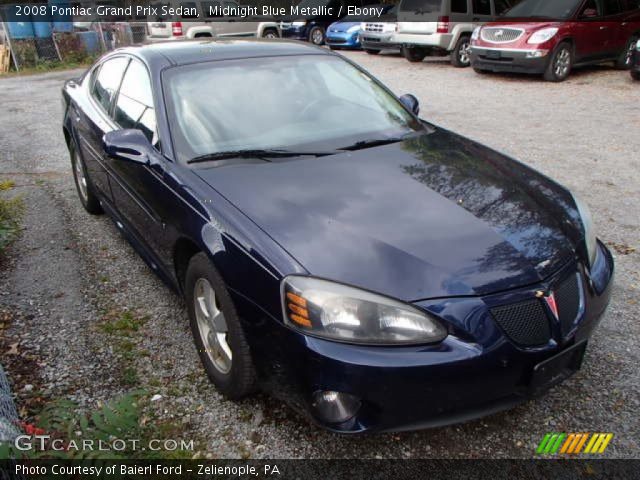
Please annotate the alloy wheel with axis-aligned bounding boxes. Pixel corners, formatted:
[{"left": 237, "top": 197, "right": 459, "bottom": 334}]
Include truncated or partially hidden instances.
[
  {"left": 554, "top": 48, "right": 571, "bottom": 78},
  {"left": 264, "top": 31, "right": 277, "bottom": 39},
  {"left": 459, "top": 40, "right": 471, "bottom": 65},
  {"left": 73, "top": 152, "right": 88, "bottom": 203},
  {"left": 194, "top": 278, "right": 232, "bottom": 374},
  {"left": 311, "top": 28, "right": 323, "bottom": 45},
  {"left": 625, "top": 40, "right": 635, "bottom": 66}
]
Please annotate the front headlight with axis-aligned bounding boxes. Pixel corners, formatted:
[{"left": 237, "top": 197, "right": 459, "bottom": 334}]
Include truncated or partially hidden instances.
[
  {"left": 471, "top": 26, "right": 481, "bottom": 41},
  {"left": 572, "top": 193, "right": 598, "bottom": 268},
  {"left": 347, "top": 24, "right": 360, "bottom": 33},
  {"left": 281, "top": 276, "right": 447, "bottom": 345},
  {"left": 292, "top": 20, "right": 307, "bottom": 26},
  {"left": 528, "top": 27, "right": 558, "bottom": 45}
]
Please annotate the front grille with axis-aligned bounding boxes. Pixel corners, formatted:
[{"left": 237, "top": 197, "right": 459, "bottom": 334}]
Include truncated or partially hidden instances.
[
  {"left": 491, "top": 300, "right": 551, "bottom": 346},
  {"left": 365, "top": 23, "right": 384, "bottom": 32},
  {"left": 555, "top": 273, "right": 581, "bottom": 337},
  {"left": 328, "top": 38, "right": 347, "bottom": 44},
  {"left": 362, "top": 37, "right": 381, "bottom": 42},
  {"left": 481, "top": 27, "right": 524, "bottom": 43}
]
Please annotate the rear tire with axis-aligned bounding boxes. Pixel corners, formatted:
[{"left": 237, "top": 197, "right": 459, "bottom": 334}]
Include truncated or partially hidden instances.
[
  {"left": 450, "top": 35, "right": 471, "bottom": 68},
  {"left": 632, "top": 70, "right": 640, "bottom": 81},
  {"left": 70, "top": 143, "right": 102, "bottom": 215},
  {"left": 365, "top": 49, "right": 380, "bottom": 55},
  {"left": 615, "top": 35, "right": 638, "bottom": 70},
  {"left": 185, "top": 253, "right": 257, "bottom": 400},
  {"left": 262, "top": 28, "right": 278, "bottom": 39},
  {"left": 544, "top": 41, "right": 573, "bottom": 82},
  {"left": 308, "top": 26, "right": 325, "bottom": 45},
  {"left": 403, "top": 46, "right": 427, "bottom": 63}
]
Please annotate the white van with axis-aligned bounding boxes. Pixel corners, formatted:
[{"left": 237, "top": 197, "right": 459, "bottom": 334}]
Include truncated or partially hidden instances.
[
  {"left": 146, "top": 1, "right": 279, "bottom": 41},
  {"left": 394, "top": 0, "right": 518, "bottom": 66}
]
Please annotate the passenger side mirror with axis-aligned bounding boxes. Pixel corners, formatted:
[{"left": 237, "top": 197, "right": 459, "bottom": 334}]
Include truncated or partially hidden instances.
[
  {"left": 399, "top": 94, "right": 420, "bottom": 116},
  {"left": 102, "top": 129, "right": 152, "bottom": 165},
  {"left": 580, "top": 8, "right": 598, "bottom": 18}
]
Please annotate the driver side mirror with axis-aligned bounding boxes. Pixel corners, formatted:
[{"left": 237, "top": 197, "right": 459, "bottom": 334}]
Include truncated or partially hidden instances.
[
  {"left": 102, "top": 129, "right": 152, "bottom": 165},
  {"left": 580, "top": 7, "right": 598, "bottom": 18},
  {"left": 399, "top": 94, "right": 420, "bottom": 116}
]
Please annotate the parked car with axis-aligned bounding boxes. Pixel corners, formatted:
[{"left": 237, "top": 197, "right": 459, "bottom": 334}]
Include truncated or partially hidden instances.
[
  {"left": 62, "top": 39, "right": 613, "bottom": 433},
  {"left": 633, "top": 38, "right": 640, "bottom": 79},
  {"left": 279, "top": 0, "right": 379, "bottom": 45},
  {"left": 326, "top": 4, "right": 394, "bottom": 50},
  {"left": 395, "top": 0, "right": 519, "bottom": 67},
  {"left": 360, "top": 5, "right": 401, "bottom": 54},
  {"left": 146, "top": 0, "right": 279, "bottom": 41},
  {"left": 470, "top": 0, "right": 640, "bottom": 81}
]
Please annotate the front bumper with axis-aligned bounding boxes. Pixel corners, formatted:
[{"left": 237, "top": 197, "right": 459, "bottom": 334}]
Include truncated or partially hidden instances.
[
  {"left": 248, "top": 242, "right": 614, "bottom": 433},
  {"left": 326, "top": 31, "right": 360, "bottom": 48},
  {"left": 280, "top": 27, "right": 307, "bottom": 41},
  {"left": 470, "top": 46, "right": 550, "bottom": 74},
  {"left": 361, "top": 33, "right": 400, "bottom": 50}
]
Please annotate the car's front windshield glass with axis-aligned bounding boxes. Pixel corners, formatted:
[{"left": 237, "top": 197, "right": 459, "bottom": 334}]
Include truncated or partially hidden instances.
[
  {"left": 164, "top": 55, "right": 423, "bottom": 163},
  {"left": 502, "top": 0, "right": 581, "bottom": 18}
]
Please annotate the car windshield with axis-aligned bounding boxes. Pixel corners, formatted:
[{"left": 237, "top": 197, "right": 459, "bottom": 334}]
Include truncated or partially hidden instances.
[
  {"left": 502, "top": 0, "right": 581, "bottom": 18},
  {"left": 164, "top": 55, "right": 423, "bottom": 163}
]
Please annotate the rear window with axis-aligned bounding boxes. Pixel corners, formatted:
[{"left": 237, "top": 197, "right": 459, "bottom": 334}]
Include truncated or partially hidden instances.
[
  {"left": 399, "top": 0, "right": 442, "bottom": 13},
  {"left": 502, "top": 0, "right": 581, "bottom": 18},
  {"left": 451, "top": 0, "right": 467, "bottom": 13}
]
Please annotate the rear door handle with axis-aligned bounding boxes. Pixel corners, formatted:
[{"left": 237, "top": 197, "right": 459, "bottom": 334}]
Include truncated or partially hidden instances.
[{"left": 599, "top": 26, "right": 608, "bottom": 29}]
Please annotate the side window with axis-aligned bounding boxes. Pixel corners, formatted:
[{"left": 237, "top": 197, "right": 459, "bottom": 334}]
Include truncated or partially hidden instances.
[
  {"left": 91, "top": 57, "right": 129, "bottom": 114},
  {"left": 451, "top": 0, "right": 467, "bottom": 13},
  {"left": 114, "top": 60, "right": 157, "bottom": 146},
  {"left": 603, "top": 0, "right": 621, "bottom": 15},
  {"left": 202, "top": 1, "right": 222, "bottom": 17},
  {"left": 472, "top": 0, "right": 492, "bottom": 15},
  {"left": 579, "top": 0, "right": 602, "bottom": 17}
]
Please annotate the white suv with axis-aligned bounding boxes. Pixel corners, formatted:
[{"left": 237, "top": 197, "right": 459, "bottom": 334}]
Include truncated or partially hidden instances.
[
  {"left": 394, "top": 0, "right": 517, "bottom": 67},
  {"left": 146, "top": 1, "right": 279, "bottom": 41}
]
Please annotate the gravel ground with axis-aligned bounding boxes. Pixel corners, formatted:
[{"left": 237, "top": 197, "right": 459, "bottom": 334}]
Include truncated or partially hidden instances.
[{"left": 0, "top": 52, "right": 638, "bottom": 459}]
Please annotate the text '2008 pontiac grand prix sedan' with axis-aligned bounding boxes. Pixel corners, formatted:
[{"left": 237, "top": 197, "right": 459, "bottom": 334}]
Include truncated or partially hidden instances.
[{"left": 62, "top": 39, "right": 614, "bottom": 433}]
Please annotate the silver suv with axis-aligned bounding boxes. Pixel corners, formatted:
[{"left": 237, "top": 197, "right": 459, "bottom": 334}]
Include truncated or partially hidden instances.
[
  {"left": 360, "top": 5, "right": 401, "bottom": 55},
  {"left": 394, "top": 0, "right": 517, "bottom": 67},
  {"left": 146, "top": 1, "right": 279, "bottom": 41}
]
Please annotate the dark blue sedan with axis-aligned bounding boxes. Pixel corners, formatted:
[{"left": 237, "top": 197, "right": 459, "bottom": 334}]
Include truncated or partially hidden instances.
[{"left": 62, "top": 39, "right": 614, "bottom": 433}]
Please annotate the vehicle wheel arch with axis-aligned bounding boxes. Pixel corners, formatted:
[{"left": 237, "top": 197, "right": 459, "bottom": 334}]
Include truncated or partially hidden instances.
[{"left": 173, "top": 237, "right": 204, "bottom": 295}]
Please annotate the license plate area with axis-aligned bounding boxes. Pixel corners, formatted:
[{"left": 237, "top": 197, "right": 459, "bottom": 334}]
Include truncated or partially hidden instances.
[
  {"left": 529, "top": 341, "right": 587, "bottom": 396},
  {"left": 485, "top": 50, "right": 502, "bottom": 60}
]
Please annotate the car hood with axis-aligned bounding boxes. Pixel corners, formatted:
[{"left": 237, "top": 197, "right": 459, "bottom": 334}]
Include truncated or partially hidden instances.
[
  {"left": 329, "top": 21, "right": 360, "bottom": 32},
  {"left": 485, "top": 20, "right": 560, "bottom": 32},
  {"left": 194, "top": 129, "right": 581, "bottom": 302}
]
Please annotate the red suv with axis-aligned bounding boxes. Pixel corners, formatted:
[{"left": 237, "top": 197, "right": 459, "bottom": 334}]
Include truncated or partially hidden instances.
[{"left": 470, "top": 0, "right": 640, "bottom": 81}]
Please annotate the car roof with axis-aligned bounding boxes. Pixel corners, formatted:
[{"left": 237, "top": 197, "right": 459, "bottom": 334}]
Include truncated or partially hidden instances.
[{"left": 119, "top": 39, "right": 329, "bottom": 67}]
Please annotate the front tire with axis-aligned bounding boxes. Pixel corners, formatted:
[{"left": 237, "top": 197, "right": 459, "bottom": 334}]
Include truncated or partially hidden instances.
[
  {"left": 450, "top": 35, "right": 471, "bottom": 68},
  {"left": 185, "top": 253, "right": 256, "bottom": 400},
  {"left": 308, "top": 26, "right": 325, "bottom": 45},
  {"left": 70, "top": 143, "right": 102, "bottom": 215},
  {"left": 544, "top": 42, "right": 573, "bottom": 82},
  {"left": 615, "top": 35, "right": 638, "bottom": 70},
  {"left": 403, "top": 46, "right": 427, "bottom": 63}
]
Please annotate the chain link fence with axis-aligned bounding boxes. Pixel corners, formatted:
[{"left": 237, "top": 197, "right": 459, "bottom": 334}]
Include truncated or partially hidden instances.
[{"left": 0, "top": 16, "right": 147, "bottom": 71}]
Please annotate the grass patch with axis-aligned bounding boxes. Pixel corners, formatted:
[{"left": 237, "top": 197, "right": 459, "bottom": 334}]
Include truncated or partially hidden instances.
[
  {"left": 99, "top": 311, "right": 147, "bottom": 335},
  {"left": 0, "top": 57, "right": 96, "bottom": 77},
  {"left": 0, "top": 180, "right": 23, "bottom": 255}
]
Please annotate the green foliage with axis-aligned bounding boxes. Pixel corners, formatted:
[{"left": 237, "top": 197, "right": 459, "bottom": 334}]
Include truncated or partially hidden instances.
[
  {"left": 1, "top": 391, "right": 145, "bottom": 460},
  {"left": 0, "top": 185, "right": 23, "bottom": 254},
  {"left": 99, "top": 311, "right": 147, "bottom": 335}
]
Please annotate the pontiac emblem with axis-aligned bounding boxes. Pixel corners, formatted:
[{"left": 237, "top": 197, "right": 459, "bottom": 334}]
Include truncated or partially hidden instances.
[{"left": 544, "top": 292, "right": 559, "bottom": 321}]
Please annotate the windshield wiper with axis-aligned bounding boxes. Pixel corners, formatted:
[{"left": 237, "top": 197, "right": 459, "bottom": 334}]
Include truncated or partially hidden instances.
[
  {"left": 339, "top": 137, "right": 406, "bottom": 151},
  {"left": 187, "top": 149, "right": 335, "bottom": 164}
]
